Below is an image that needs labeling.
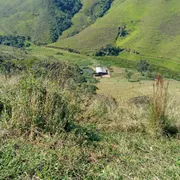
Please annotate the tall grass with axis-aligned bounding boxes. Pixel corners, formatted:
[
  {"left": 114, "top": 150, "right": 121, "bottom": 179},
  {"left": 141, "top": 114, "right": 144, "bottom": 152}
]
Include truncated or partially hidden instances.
[
  {"left": 149, "top": 74, "right": 169, "bottom": 135},
  {"left": 0, "top": 59, "right": 100, "bottom": 138},
  {"left": 0, "top": 74, "right": 77, "bottom": 137}
]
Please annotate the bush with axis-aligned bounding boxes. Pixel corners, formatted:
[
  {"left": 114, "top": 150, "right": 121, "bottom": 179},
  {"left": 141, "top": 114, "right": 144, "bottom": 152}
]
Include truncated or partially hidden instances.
[
  {"left": 85, "top": 0, "right": 112, "bottom": 19},
  {"left": 95, "top": 44, "right": 122, "bottom": 56},
  {"left": 56, "top": 52, "right": 64, "bottom": 55}
]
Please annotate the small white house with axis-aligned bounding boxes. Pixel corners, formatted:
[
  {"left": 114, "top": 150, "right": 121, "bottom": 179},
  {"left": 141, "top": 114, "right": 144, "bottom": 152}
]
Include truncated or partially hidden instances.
[{"left": 95, "top": 67, "right": 109, "bottom": 76}]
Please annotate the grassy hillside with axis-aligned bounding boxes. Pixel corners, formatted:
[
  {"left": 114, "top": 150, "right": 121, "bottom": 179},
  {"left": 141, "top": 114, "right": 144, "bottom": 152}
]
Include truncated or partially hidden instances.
[
  {"left": 53, "top": 0, "right": 180, "bottom": 62},
  {"left": 0, "top": 0, "right": 51, "bottom": 43},
  {"left": 0, "top": 57, "right": 180, "bottom": 179},
  {"left": 0, "top": 0, "right": 82, "bottom": 44},
  {"left": 1, "top": 0, "right": 180, "bottom": 69},
  {"left": 60, "top": 0, "right": 113, "bottom": 40}
]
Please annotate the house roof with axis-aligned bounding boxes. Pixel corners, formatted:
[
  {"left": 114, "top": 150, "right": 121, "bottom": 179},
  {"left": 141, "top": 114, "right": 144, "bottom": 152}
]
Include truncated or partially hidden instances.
[{"left": 96, "top": 67, "right": 108, "bottom": 73}]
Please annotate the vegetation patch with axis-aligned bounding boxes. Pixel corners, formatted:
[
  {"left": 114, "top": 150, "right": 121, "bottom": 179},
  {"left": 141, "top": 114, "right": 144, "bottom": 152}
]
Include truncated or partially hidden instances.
[
  {"left": 95, "top": 44, "right": 122, "bottom": 56},
  {"left": 0, "top": 48, "right": 180, "bottom": 179},
  {"left": 0, "top": 36, "right": 30, "bottom": 48}
]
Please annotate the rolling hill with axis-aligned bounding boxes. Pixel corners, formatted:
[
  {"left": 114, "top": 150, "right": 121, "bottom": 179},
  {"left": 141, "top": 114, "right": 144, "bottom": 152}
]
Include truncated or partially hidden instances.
[
  {"left": 53, "top": 0, "right": 180, "bottom": 63},
  {"left": 0, "top": 0, "right": 82, "bottom": 44},
  {"left": 0, "top": 0, "right": 180, "bottom": 72}
]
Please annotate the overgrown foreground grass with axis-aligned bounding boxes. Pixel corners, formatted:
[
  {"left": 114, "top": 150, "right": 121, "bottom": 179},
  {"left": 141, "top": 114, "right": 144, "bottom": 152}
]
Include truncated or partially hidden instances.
[
  {"left": 1, "top": 132, "right": 180, "bottom": 179},
  {"left": 0, "top": 60, "right": 180, "bottom": 179}
]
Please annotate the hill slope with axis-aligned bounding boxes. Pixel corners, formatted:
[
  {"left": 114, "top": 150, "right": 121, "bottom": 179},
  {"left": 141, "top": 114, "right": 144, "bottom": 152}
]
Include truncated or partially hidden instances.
[
  {"left": 0, "top": 0, "right": 180, "bottom": 70},
  {"left": 59, "top": 0, "right": 113, "bottom": 40},
  {"left": 0, "top": 0, "right": 82, "bottom": 44},
  {"left": 53, "top": 0, "right": 180, "bottom": 62}
]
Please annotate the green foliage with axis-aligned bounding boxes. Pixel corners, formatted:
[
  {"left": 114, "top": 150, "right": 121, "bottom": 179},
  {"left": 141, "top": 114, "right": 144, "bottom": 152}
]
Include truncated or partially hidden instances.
[
  {"left": 52, "top": 0, "right": 82, "bottom": 15},
  {"left": 60, "top": 0, "right": 113, "bottom": 39},
  {"left": 95, "top": 44, "right": 121, "bottom": 56},
  {"left": 0, "top": 35, "right": 30, "bottom": 48},
  {"left": 0, "top": 58, "right": 39, "bottom": 78},
  {"left": 55, "top": 0, "right": 180, "bottom": 66},
  {"left": 118, "top": 26, "right": 128, "bottom": 37},
  {"left": 0, "top": 0, "right": 82, "bottom": 44},
  {"left": 50, "top": 0, "right": 82, "bottom": 42},
  {"left": 50, "top": 15, "right": 73, "bottom": 42},
  {"left": 84, "top": 0, "right": 112, "bottom": 20}
]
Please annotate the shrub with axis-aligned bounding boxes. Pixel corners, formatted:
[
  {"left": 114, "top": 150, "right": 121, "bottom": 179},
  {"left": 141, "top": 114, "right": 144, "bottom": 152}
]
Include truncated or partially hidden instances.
[
  {"left": 118, "top": 26, "right": 128, "bottom": 37},
  {"left": 85, "top": 0, "right": 112, "bottom": 19},
  {"left": 56, "top": 52, "right": 64, "bottom": 55}
]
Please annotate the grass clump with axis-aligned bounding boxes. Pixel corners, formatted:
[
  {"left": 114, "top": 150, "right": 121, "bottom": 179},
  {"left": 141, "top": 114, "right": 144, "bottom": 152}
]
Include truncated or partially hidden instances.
[
  {"left": 0, "top": 74, "right": 76, "bottom": 136},
  {"left": 149, "top": 74, "right": 179, "bottom": 136}
]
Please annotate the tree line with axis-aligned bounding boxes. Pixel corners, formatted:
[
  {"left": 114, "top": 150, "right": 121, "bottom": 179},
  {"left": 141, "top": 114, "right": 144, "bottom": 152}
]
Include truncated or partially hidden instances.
[
  {"left": 0, "top": 35, "right": 31, "bottom": 48},
  {"left": 51, "top": 0, "right": 82, "bottom": 42}
]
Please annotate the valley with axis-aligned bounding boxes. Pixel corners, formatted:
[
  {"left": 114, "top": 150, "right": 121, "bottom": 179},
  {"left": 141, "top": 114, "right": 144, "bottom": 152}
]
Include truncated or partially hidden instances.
[{"left": 0, "top": 0, "right": 180, "bottom": 179}]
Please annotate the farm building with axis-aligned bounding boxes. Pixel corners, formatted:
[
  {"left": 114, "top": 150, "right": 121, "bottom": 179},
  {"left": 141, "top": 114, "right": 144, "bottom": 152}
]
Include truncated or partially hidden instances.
[
  {"left": 80, "top": 67, "right": 110, "bottom": 77},
  {"left": 94, "top": 67, "right": 110, "bottom": 77},
  {"left": 95, "top": 67, "right": 109, "bottom": 76}
]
